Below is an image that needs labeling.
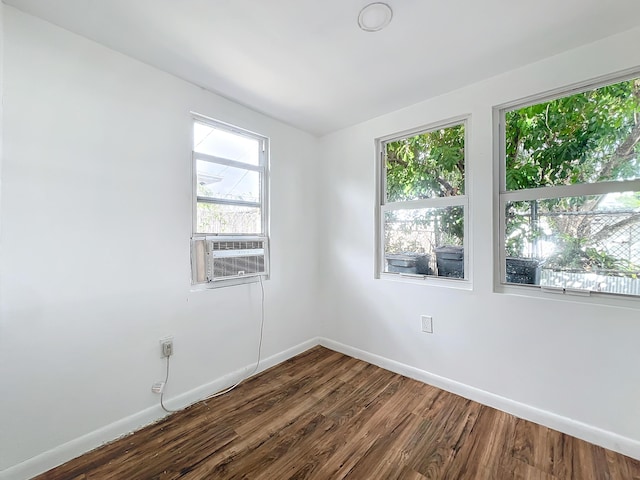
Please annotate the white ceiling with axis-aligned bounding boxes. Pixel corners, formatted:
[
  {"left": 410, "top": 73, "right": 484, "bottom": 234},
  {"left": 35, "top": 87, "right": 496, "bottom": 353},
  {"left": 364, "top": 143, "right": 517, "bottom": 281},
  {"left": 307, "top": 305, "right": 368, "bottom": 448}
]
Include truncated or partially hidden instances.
[{"left": 5, "top": 0, "right": 640, "bottom": 135}]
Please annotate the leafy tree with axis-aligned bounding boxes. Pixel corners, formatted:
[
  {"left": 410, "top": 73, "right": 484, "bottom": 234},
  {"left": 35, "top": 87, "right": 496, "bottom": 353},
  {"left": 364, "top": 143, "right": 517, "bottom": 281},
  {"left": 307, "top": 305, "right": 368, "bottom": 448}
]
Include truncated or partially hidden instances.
[
  {"left": 385, "top": 125, "right": 465, "bottom": 250},
  {"left": 505, "top": 78, "right": 640, "bottom": 271},
  {"left": 505, "top": 79, "right": 640, "bottom": 189},
  {"left": 386, "top": 125, "right": 465, "bottom": 201},
  {"left": 385, "top": 77, "right": 640, "bottom": 275}
]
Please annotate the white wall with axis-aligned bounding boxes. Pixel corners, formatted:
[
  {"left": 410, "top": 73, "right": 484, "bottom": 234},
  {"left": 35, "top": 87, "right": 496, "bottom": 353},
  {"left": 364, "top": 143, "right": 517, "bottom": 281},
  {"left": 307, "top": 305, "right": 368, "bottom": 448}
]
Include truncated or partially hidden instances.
[
  {"left": 0, "top": 7, "right": 319, "bottom": 476},
  {"left": 319, "top": 27, "right": 640, "bottom": 457},
  {"left": 3, "top": 4, "right": 640, "bottom": 478},
  {"left": 0, "top": 2, "right": 3, "bottom": 257}
]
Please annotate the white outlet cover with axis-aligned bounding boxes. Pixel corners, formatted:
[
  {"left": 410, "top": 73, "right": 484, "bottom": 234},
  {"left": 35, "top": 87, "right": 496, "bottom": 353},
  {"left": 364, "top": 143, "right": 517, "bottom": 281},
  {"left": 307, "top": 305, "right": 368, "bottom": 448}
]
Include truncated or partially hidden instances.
[
  {"left": 159, "top": 336, "right": 174, "bottom": 358},
  {"left": 421, "top": 315, "right": 433, "bottom": 333},
  {"left": 151, "top": 381, "right": 165, "bottom": 394}
]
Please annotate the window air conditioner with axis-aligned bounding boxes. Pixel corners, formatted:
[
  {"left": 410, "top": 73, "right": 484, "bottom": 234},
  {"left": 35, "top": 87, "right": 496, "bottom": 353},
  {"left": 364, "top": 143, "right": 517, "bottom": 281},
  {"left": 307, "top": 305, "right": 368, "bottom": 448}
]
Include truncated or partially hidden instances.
[{"left": 192, "top": 236, "right": 268, "bottom": 284}]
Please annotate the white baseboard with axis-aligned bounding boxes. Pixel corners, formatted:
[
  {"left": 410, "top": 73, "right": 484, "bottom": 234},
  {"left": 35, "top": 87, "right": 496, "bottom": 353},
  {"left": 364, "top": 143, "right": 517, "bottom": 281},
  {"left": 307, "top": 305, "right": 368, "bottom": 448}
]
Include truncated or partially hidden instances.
[
  {"left": 0, "top": 337, "right": 320, "bottom": 480},
  {"left": 318, "top": 337, "right": 640, "bottom": 461}
]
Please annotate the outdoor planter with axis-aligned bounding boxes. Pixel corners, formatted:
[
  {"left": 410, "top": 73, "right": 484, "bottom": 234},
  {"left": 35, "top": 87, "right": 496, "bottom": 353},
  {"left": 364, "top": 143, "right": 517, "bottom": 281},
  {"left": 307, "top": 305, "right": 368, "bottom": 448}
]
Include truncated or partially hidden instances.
[
  {"left": 435, "top": 246, "right": 464, "bottom": 278},
  {"left": 385, "top": 253, "right": 432, "bottom": 275},
  {"left": 505, "top": 257, "right": 540, "bottom": 285}
]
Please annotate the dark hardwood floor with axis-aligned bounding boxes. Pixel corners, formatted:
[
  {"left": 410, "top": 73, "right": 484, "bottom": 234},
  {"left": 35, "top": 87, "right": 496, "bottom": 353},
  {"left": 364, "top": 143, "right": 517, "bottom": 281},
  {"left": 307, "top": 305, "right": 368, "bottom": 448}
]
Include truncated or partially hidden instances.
[{"left": 34, "top": 346, "right": 640, "bottom": 479}]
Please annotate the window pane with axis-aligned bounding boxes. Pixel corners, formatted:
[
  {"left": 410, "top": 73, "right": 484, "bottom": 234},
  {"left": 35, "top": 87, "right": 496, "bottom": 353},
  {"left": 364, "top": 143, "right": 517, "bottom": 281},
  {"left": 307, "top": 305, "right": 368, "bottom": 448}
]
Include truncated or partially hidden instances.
[
  {"left": 505, "top": 77, "right": 640, "bottom": 191},
  {"left": 505, "top": 192, "right": 640, "bottom": 295},
  {"left": 385, "top": 123, "right": 465, "bottom": 202},
  {"left": 384, "top": 206, "right": 464, "bottom": 278},
  {"left": 196, "top": 160, "right": 260, "bottom": 203},
  {"left": 197, "top": 203, "right": 261, "bottom": 235},
  {"left": 194, "top": 122, "right": 260, "bottom": 166}
]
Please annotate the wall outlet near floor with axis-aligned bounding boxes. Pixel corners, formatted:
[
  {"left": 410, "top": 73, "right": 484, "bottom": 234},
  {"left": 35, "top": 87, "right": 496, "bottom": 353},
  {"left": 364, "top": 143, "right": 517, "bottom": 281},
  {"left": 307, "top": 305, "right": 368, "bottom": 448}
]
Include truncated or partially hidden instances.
[
  {"left": 160, "top": 337, "right": 174, "bottom": 358},
  {"left": 151, "top": 381, "right": 165, "bottom": 394},
  {"left": 421, "top": 315, "right": 433, "bottom": 333}
]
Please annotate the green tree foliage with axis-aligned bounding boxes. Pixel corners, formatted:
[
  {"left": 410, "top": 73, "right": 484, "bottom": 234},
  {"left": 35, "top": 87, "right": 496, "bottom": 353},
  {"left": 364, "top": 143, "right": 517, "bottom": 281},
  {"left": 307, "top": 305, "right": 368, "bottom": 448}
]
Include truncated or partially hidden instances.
[
  {"left": 385, "top": 125, "right": 465, "bottom": 247},
  {"left": 385, "top": 78, "right": 640, "bottom": 274},
  {"left": 386, "top": 125, "right": 465, "bottom": 202},
  {"left": 505, "top": 79, "right": 640, "bottom": 189},
  {"left": 504, "top": 78, "right": 640, "bottom": 268}
]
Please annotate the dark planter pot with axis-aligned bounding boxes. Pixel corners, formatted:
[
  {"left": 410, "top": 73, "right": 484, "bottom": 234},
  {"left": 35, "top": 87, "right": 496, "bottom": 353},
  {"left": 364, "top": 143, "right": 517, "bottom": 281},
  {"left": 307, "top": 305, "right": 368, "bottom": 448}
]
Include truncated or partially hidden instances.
[
  {"left": 435, "top": 246, "right": 464, "bottom": 279},
  {"left": 506, "top": 257, "right": 540, "bottom": 285},
  {"left": 386, "top": 253, "right": 432, "bottom": 275}
]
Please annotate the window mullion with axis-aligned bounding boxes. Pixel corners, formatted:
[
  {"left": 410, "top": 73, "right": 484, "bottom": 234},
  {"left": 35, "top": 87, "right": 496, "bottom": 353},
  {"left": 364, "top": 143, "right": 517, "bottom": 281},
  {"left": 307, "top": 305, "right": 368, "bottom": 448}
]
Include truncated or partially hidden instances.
[
  {"left": 384, "top": 196, "right": 466, "bottom": 211},
  {"left": 502, "top": 179, "right": 640, "bottom": 202},
  {"left": 193, "top": 152, "right": 264, "bottom": 172},
  {"left": 196, "top": 197, "right": 261, "bottom": 208}
]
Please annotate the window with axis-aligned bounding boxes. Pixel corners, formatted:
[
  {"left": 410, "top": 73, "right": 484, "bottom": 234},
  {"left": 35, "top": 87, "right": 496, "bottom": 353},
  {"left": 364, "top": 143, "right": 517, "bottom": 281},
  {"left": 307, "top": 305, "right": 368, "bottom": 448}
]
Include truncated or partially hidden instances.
[
  {"left": 191, "top": 115, "right": 269, "bottom": 286},
  {"left": 499, "top": 73, "right": 640, "bottom": 298},
  {"left": 377, "top": 119, "right": 468, "bottom": 281}
]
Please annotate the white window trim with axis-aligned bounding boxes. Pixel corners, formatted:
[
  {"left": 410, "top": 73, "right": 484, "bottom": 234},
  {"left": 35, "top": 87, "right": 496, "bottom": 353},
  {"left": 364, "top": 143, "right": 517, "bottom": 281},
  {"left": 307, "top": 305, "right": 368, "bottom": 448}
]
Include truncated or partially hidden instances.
[
  {"left": 493, "top": 67, "right": 640, "bottom": 305},
  {"left": 375, "top": 115, "right": 471, "bottom": 287},
  {"left": 190, "top": 113, "right": 270, "bottom": 289}
]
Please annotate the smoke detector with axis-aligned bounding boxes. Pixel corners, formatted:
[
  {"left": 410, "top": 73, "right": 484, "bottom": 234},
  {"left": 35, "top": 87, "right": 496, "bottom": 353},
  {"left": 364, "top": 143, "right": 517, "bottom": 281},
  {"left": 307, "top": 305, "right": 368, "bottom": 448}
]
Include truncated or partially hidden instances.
[{"left": 358, "top": 3, "right": 393, "bottom": 32}]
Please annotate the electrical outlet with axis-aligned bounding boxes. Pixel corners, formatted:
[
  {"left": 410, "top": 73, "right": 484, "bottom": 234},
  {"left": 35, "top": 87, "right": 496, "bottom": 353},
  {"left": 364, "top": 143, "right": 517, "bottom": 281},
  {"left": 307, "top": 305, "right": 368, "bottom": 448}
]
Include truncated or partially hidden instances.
[
  {"left": 160, "top": 337, "right": 174, "bottom": 358},
  {"left": 421, "top": 315, "right": 433, "bottom": 333},
  {"left": 151, "top": 381, "right": 165, "bottom": 394}
]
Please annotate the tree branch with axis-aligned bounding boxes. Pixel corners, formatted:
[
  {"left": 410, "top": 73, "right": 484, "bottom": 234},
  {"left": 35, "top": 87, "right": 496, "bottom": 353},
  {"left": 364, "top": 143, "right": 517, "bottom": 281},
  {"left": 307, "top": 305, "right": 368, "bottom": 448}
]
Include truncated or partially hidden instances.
[
  {"left": 597, "top": 80, "right": 640, "bottom": 180},
  {"left": 597, "top": 122, "right": 640, "bottom": 180},
  {"left": 386, "top": 150, "right": 408, "bottom": 167},
  {"left": 436, "top": 177, "right": 457, "bottom": 196}
]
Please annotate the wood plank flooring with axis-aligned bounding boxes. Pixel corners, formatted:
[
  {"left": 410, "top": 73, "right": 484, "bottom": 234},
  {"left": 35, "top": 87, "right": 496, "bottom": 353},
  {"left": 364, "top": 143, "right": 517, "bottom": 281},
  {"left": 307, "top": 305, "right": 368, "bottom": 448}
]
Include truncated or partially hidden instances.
[{"left": 34, "top": 346, "right": 640, "bottom": 479}]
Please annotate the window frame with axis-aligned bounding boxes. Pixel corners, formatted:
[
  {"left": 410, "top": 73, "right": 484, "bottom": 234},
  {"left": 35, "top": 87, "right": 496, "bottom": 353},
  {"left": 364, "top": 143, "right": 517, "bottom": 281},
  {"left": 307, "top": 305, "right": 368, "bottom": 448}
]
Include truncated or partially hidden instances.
[
  {"left": 494, "top": 68, "right": 640, "bottom": 303},
  {"left": 191, "top": 113, "right": 270, "bottom": 288},
  {"left": 375, "top": 115, "right": 471, "bottom": 287}
]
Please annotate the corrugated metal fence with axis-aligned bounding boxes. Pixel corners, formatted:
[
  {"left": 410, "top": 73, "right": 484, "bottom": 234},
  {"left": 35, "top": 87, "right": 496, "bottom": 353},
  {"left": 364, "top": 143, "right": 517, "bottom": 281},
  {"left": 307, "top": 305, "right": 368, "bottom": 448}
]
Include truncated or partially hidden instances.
[{"left": 540, "top": 269, "right": 640, "bottom": 295}]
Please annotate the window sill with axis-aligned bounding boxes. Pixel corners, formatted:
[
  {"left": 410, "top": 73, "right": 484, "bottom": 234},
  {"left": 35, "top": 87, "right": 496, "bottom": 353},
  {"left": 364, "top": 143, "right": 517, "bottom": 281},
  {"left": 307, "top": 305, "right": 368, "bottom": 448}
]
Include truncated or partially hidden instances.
[
  {"left": 495, "top": 282, "right": 640, "bottom": 309},
  {"left": 190, "top": 274, "right": 267, "bottom": 291},
  {"left": 379, "top": 272, "right": 473, "bottom": 291}
]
